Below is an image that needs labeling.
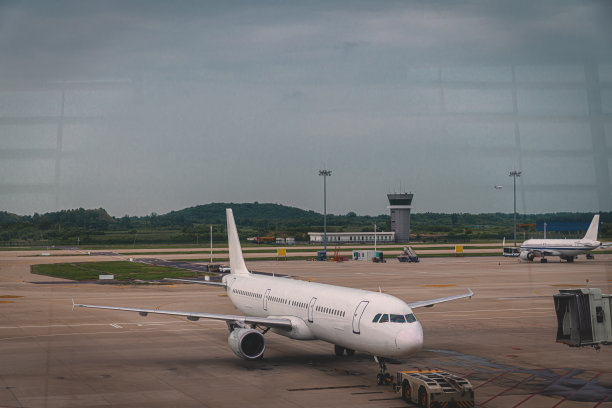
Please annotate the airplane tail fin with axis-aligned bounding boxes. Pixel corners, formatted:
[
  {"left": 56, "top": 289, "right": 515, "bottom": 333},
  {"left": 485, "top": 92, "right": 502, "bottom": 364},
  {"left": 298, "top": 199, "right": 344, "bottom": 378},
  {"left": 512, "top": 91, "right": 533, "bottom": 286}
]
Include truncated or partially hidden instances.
[
  {"left": 226, "top": 209, "right": 250, "bottom": 276},
  {"left": 582, "top": 214, "right": 600, "bottom": 242}
]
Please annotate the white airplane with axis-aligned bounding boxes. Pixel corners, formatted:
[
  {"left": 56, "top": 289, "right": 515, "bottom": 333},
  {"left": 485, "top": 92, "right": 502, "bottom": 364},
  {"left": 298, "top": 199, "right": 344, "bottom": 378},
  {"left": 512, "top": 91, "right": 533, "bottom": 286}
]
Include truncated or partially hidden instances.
[
  {"left": 75, "top": 209, "right": 473, "bottom": 383},
  {"left": 519, "top": 214, "right": 607, "bottom": 263}
]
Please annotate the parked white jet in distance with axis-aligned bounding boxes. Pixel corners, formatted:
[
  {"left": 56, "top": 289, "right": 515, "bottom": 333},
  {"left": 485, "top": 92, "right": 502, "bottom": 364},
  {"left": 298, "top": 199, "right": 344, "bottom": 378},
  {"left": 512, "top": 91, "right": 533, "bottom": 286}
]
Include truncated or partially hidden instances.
[
  {"left": 519, "top": 214, "right": 608, "bottom": 263},
  {"left": 75, "top": 209, "right": 473, "bottom": 382}
]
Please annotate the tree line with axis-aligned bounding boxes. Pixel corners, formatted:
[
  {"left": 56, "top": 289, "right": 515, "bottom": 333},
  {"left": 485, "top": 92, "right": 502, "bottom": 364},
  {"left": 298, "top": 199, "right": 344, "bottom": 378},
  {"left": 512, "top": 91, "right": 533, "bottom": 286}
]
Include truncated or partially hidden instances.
[{"left": 1, "top": 202, "right": 609, "bottom": 246}]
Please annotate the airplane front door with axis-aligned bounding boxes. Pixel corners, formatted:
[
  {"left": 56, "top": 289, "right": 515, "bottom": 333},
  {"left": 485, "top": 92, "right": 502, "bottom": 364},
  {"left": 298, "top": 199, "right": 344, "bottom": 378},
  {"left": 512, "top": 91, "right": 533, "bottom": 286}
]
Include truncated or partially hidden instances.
[
  {"left": 263, "top": 289, "right": 271, "bottom": 311},
  {"left": 308, "top": 297, "right": 317, "bottom": 323},
  {"left": 352, "top": 301, "right": 369, "bottom": 334}
]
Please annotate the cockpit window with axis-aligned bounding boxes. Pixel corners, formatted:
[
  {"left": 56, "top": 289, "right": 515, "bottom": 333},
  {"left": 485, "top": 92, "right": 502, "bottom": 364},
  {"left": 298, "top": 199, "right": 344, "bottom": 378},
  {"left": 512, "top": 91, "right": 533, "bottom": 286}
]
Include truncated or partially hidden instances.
[
  {"left": 405, "top": 313, "right": 417, "bottom": 323},
  {"left": 375, "top": 313, "right": 417, "bottom": 323},
  {"left": 390, "top": 314, "right": 406, "bottom": 323}
]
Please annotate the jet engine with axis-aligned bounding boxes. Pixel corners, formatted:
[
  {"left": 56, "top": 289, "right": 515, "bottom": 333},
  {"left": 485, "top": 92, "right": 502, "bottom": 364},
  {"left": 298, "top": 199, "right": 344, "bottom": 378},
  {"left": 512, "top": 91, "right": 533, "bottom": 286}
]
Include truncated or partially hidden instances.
[
  {"left": 228, "top": 328, "right": 265, "bottom": 360},
  {"left": 520, "top": 251, "right": 534, "bottom": 261}
]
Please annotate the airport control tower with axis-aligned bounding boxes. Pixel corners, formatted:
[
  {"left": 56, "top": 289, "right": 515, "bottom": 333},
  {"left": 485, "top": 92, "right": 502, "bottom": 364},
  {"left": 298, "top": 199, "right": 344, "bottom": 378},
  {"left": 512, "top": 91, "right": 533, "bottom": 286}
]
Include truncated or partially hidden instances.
[{"left": 387, "top": 193, "right": 413, "bottom": 243}]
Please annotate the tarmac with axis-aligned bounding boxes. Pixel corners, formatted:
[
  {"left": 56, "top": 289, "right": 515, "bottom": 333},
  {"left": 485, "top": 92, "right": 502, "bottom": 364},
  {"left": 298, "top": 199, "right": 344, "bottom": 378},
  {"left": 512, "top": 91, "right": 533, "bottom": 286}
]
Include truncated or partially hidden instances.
[{"left": 1, "top": 249, "right": 611, "bottom": 407}]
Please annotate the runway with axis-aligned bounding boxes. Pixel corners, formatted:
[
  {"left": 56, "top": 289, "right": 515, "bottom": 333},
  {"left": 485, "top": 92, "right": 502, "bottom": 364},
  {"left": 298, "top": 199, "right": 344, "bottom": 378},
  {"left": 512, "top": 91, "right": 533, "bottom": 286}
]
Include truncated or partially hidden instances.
[{"left": 1, "top": 251, "right": 611, "bottom": 407}]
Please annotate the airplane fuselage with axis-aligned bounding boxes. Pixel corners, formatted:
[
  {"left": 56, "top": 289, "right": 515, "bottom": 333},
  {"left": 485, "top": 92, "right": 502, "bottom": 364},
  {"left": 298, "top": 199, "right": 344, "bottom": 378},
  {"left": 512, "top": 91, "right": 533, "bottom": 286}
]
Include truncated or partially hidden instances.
[
  {"left": 520, "top": 239, "right": 600, "bottom": 257},
  {"left": 224, "top": 273, "right": 423, "bottom": 358}
]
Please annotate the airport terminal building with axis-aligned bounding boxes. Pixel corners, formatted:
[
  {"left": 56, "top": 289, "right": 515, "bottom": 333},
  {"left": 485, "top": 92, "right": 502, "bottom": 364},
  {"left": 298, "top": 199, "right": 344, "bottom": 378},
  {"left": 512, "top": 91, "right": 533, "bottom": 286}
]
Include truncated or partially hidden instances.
[{"left": 308, "top": 231, "right": 395, "bottom": 244}]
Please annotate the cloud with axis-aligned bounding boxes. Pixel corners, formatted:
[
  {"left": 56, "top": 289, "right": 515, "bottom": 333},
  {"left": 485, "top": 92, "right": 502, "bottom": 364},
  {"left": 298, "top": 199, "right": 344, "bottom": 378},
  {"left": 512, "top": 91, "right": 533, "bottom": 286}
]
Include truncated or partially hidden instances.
[{"left": 0, "top": 1, "right": 610, "bottom": 215}]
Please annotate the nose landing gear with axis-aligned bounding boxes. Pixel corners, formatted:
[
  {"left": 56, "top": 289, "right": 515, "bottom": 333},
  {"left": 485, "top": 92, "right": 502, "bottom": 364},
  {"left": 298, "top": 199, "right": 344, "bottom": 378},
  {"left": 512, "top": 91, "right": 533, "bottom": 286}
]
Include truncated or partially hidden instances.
[{"left": 374, "top": 356, "right": 392, "bottom": 385}]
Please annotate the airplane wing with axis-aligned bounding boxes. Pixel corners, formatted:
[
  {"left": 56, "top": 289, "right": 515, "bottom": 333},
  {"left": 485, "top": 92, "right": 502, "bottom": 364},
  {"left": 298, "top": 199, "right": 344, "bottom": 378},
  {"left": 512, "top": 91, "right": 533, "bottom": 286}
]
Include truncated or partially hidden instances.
[
  {"left": 73, "top": 301, "right": 293, "bottom": 330},
  {"left": 165, "top": 278, "right": 226, "bottom": 287},
  {"left": 407, "top": 289, "right": 473, "bottom": 309}
]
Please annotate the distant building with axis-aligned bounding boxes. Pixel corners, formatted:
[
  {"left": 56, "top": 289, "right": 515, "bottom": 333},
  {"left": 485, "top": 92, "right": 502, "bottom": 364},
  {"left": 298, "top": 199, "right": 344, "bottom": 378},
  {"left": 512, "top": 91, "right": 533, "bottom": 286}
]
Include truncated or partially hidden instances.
[
  {"left": 275, "top": 237, "right": 296, "bottom": 245},
  {"left": 308, "top": 231, "right": 395, "bottom": 244},
  {"left": 388, "top": 193, "right": 413, "bottom": 243}
]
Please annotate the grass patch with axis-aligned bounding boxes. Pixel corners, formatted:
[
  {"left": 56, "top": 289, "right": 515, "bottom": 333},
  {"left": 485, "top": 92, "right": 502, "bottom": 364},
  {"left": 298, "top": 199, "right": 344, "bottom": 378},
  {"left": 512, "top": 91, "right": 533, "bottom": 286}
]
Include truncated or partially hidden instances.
[{"left": 31, "top": 261, "right": 205, "bottom": 281}]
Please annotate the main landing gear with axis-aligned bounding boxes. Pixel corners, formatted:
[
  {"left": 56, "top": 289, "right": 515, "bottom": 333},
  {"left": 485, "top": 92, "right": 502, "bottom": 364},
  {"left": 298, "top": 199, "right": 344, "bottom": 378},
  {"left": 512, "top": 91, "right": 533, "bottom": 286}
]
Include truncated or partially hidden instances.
[
  {"left": 334, "top": 345, "right": 355, "bottom": 356},
  {"left": 374, "top": 356, "right": 392, "bottom": 385}
]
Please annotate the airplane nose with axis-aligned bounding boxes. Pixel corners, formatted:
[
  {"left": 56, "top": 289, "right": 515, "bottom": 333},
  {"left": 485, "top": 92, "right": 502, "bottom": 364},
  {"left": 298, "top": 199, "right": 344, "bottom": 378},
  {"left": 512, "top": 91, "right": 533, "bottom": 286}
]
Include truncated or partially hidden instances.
[{"left": 395, "top": 323, "right": 423, "bottom": 355}]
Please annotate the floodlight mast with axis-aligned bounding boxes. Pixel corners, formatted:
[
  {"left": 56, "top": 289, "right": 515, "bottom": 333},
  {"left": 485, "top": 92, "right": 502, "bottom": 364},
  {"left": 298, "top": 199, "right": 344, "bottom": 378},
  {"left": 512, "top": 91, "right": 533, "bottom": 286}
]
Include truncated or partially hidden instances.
[
  {"left": 509, "top": 171, "right": 522, "bottom": 247},
  {"left": 319, "top": 169, "right": 332, "bottom": 255}
]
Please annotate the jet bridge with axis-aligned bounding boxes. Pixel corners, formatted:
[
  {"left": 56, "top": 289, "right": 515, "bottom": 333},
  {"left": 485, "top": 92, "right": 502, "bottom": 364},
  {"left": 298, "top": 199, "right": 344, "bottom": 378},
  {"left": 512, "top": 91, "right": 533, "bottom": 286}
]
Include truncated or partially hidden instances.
[{"left": 554, "top": 288, "right": 612, "bottom": 349}]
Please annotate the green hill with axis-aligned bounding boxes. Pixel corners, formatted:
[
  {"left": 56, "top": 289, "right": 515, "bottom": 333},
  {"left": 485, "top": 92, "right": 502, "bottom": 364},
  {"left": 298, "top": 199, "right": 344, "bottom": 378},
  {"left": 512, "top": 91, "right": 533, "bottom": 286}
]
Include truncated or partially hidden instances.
[{"left": 0, "top": 203, "right": 610, "bottom": 246}]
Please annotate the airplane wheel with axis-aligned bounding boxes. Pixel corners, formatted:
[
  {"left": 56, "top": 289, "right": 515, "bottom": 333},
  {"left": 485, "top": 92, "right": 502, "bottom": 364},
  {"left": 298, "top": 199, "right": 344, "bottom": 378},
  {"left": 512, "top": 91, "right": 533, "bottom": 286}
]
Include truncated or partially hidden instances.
[
  {"left": 567, "top": 257, "right": 574, "bottom": 263},
  {"left": 334, "top": 345, "right": 345, "bottom": 356},
  {"left": 541, "top": 258, "right": 548, "bottom": 263},
  {"left": 376, "top": 373, "right": 384, "bottom": 385},
  {"left": 385, "top": 373, "right": 392, "bottom": 384},
  {"left": 402, "top": 380, "right": 411, "bottom": 401},
  {"left": 345, "top": 348, "right": 355, "bottom": 356}
]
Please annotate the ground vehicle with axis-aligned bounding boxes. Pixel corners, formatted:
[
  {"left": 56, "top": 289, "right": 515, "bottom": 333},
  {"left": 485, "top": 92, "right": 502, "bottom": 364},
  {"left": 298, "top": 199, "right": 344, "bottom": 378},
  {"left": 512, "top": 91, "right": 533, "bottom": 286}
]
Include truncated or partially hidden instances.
[
  {"left": 398, "top": 246, "right": 419, "bottom": 263},
  {"left": 392, "top": 369, "right": 474, "bottom": 407}
]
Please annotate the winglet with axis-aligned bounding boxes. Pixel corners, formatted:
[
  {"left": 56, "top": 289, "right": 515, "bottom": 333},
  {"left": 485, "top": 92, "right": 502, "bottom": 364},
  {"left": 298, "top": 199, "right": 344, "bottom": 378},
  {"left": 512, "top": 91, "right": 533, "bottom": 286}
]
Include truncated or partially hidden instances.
[
  {"left": 226, "top": 209, "right": 250, "bottom": 276},
  {"left": 467, "top": 288, "right": 473, "bottom": 299},
  {"left": 72, "top": 298, "right": 75, "bottom": 311}
]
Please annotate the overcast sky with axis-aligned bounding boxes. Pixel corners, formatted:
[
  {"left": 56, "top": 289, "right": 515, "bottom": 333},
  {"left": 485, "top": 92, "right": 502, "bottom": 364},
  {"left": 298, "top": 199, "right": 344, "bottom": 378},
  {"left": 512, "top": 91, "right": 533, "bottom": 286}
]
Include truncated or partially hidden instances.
[{"left": 1, "top": 1, "right": 611, "bottom": 217}]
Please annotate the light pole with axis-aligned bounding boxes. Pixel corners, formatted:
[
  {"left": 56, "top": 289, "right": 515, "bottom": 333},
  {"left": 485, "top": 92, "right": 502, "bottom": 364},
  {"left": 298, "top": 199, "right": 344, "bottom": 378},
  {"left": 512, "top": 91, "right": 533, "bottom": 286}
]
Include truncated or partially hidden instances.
[
  {"left": 319, "top": 169, "right": 332, "bottom": 255},
  {"left": 509, "top": 170, "right": 522, "bottom": 247},
  {"left": 374, "top": 223, "right": 377, "bottom": 252}
]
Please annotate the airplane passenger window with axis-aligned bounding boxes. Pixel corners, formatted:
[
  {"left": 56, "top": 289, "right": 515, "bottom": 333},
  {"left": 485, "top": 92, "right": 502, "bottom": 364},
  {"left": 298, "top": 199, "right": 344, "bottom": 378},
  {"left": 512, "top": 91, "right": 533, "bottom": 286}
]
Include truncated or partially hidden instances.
[
  {"left": 390, "top": 314, "right": 406, "bottom": 323},
  {"left": 405, "top": 314, "right": 417, "bottom": 323},
  {"left": 372, "top": 313, "right": 381, "bottom": 323},
  {"left": 379, "top": 314, "right": 389, "bottom": 323}
]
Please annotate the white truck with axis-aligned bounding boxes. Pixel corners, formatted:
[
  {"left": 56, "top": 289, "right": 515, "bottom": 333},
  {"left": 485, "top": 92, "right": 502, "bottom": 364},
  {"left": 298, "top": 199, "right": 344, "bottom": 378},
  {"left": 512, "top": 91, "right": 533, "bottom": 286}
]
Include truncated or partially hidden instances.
[{"left": 392, "top": 369, "right": 474, "bottom": 407}]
